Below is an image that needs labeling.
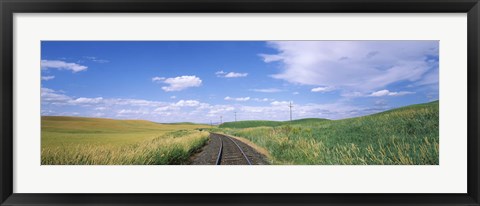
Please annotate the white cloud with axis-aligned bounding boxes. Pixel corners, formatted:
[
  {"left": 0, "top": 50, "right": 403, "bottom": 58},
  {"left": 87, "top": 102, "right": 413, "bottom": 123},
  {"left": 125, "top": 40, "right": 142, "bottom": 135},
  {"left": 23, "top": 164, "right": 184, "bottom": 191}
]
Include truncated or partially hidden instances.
[
  {"left": 270, "top": 101, "right": 291, "bottom": 106},
  {"left": 41, "top": 60, "right": 88, "bottom": 73},
  {"left": 260, "top": 41, "right": 438, "bottom": 92},
  {"left": 206, "top": 105, "right": 235, "bottom": 116},
  {"left": 106, "top": 99, "right": 166, "bottom": 107},
  {"left": 174, "top": 100, "right": 200, "bottom": 107},
  {"left": 252, "top": 98, "right": 272, "bottom": 102},
  {"left": 311, "top": 86, "right": 334, "bottom": 93},
  {"left": 152, "top": 77, "right": 165, "bottom": 82},
  {"left": 341, "top": 91, "right": 364, "bottom": 97},
  {"left": 412, "top": 67, "right": 439, "bottom": 87},
  {"left": 154, "top": 106, "right": 178, "bottom": 113},
  {"left": 117, "top": 109, "right": 148, "bottom": 115},
  {"left": 293, "top": 92, "right": 300, "bottom": 95},
  {"left": 41, "top": 76, "right": 55, "bottom": 81},
  {"left": 251, "top": 88, "right": 282, "bottom": 93},
  {"left": 239, "top": 101, "right": 370, "bottom": 120},
  {"left": 41, "top": 88, "right": 71, "bottom": 103},
  {"left": 41, "top": 88, "right": 168, "bottom": 108},
  {"left": 41, "top": 89, "right": 397, "bottom": 122},
  {"left": 225, "top": 72, "right": 248, "bottom": 78},
  {"left": 215, "top": 71, "right": 226, "bottom": 76},
  {"left": 84, "top": 56, "right": 109, "bottom": 63},
  {"left": 152, "top": 75, "right": 202, "bottom": 92},
  {"left": 259, "top": 54, "right": 283, "bottom": 63},
  {"left": 369, "top": 89, "right": 415, "bottom": 97},
  {"left": 216, "top": 70, "right": 248, "bottom": 78},
  {"left": 170, "top": 96, "right": 177, "bottom": 99},
  {"left": 69, "top": 97, "right": 104, "bottom": 105},
  {"left": 224, "top": 96, "right": 250, "bottom": 101}
]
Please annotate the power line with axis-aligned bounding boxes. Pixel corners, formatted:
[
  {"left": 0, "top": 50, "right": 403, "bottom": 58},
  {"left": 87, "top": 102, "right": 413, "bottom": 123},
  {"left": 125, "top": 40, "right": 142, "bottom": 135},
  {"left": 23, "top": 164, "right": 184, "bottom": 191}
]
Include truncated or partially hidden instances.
[{"left": 289, "top": 101, "right": 293, "bottom": 121}]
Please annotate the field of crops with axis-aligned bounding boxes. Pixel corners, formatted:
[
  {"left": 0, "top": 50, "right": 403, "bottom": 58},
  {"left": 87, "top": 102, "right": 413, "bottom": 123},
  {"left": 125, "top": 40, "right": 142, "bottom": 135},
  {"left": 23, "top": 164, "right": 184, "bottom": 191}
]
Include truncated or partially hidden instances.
[
  {"left": 42, "top": 101, "right": 439, "bottom": 165},
  {"left": 41, "top": 116, "right": 211, "bottom": 165},
  {"left": 220, "top": 101, "right": 439, "bottom": 165}
]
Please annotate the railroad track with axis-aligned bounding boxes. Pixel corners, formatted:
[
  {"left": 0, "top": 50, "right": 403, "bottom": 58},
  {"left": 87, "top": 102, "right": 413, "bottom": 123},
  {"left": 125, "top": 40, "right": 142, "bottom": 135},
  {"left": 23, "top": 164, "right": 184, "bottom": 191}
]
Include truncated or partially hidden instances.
[{"left": 212, "top": 133, "right": 252, "bottom": 165}]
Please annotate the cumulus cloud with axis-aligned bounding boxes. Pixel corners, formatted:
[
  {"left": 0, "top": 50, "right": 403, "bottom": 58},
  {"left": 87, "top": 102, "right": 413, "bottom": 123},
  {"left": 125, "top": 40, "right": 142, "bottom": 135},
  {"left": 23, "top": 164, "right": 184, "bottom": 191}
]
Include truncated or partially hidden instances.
[
  {"left": 117, "top": 109, "right": 148, "bottom": 116},
  {"left": 369, "top": 89, "right": 415, "bottom": 97},
  {"left": 270, "top": 101, "right": 291, "bottom": 106},
  {"left": 238, "top": 101, "right": 374, "bottom": 120},
  {"left": 206, "top": 105, "right": 235, "bottom": 116},
  {"left": 41, "top": 87, "right": 396, "bottom": 122},
  {"left": 311, "top": 86, "right": 334, "bottom": 93},
  {"left": 41, "top": 76, "right": 55, "bottom": 81},
  {"left": 251, "top": 88, "right": 282, "bottom": 93},
  {"left": 174, "top": 100, "right": 200, "bottom": 107},
  {"left": 152, "top": 77, "right": 165, "bottom": 82},
  {"left": 41, "top": 88, "right": 71, "bottom": 103},
  {"left": 41, "top": 88, "right": 167, "bottom": 107},
  {"left": 225, "top": 72, "right": 248, "bottom": 78},
  {"left": 41, "top": 60, "right": 88, "bottom": 73},
  {"left": 69, "top": 97, "right": 104, "bottom": 105},
  {"left": 152, "top": 75, "right": 202, "bottom": 92},
  {"left": 106, "top": 98, "right": 166, "bottom": 107},
  {"left": 224, "top": 96, "right": 250, "bottom": 101},
  {"left": 215, "top": 70, "right": 248, "bottom": 78},
  {"left": 154, "top": 106, "right": 176, "bottom": 112},
  {"left": 260, "top": 41, "right": 438, "bottom": 92}
]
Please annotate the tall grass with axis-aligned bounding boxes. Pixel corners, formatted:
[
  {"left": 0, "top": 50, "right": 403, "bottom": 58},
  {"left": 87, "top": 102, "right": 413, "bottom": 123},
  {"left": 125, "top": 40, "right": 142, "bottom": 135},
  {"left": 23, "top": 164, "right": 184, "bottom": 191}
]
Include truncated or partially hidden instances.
[
  {"left": 223, "top": 101, "right": 439, "bottom": 165},
  {"left": 42, "top": 130, "right": 209, "bottom": 165},
  {"left": 41, "top": 116, "right": 211, "bottom": 165}
]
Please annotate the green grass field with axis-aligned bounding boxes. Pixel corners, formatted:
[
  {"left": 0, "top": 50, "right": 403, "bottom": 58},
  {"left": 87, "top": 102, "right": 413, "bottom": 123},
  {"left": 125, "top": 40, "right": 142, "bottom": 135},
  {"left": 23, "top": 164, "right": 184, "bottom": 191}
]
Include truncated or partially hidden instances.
[
  {"left": 41, "top": 116, "right": 211, "bottom": 165},
  {"left": 42, "top": 101, "right": 439, "bottom": 165},
  {"left": 219, "top": 118, "right": 329, "bottom": 129},
  {"left": 219, "top": 101, "right": 439, "bottom": 165}
]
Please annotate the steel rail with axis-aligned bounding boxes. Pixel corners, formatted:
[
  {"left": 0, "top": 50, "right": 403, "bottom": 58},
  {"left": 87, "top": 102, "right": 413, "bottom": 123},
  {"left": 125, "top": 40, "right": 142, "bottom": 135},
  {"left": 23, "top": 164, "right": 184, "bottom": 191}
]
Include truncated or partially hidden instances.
[
  {"left": 213, "top": 133, "right": 252, "bottom": 165},
  {"left": 215, "top": 134, "right": 223, "bottom": 165},
  {"left": 224, "top": 135, "right": 252, "bottom": 165}
]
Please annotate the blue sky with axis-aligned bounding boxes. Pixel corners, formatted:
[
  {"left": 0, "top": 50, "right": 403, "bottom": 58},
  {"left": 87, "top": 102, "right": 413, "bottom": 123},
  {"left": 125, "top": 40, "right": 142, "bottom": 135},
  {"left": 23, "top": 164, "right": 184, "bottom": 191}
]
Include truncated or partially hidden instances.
[{"left": 41, "top": 41, "right": 439, "bottom": 123}]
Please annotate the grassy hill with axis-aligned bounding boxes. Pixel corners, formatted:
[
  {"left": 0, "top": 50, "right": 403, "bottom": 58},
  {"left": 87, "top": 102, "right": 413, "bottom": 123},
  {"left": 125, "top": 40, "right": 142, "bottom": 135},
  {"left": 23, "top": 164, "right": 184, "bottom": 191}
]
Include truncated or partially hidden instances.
[
  {"left": 222, "top": 101, "right": 439, "bottom": 165},
  {"left": 219, "top": 118, "right": 329, "bottom": 129},
  {"left": 42, "top": 101, "right": 439, "bottom": 165},
  {"left": 42, "top": 116, "right": 209, "bottom": 133},
  {"left": 42, "top": 116, "right": 211, "bottom": 165}
]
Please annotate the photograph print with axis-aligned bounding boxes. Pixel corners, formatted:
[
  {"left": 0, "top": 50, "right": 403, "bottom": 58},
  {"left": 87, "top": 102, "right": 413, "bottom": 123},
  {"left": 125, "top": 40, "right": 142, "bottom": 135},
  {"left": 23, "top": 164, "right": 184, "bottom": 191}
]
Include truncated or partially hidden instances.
[{"left": 41, "top": 41, "right": 439, "bottom": 165}]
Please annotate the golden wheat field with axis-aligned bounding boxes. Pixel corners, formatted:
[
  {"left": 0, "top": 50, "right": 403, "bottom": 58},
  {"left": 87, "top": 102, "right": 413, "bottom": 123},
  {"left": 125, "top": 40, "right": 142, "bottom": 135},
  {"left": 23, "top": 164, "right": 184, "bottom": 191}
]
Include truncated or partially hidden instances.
[{"left": 41, "top": 116, "right": 211, "bottom": 165}]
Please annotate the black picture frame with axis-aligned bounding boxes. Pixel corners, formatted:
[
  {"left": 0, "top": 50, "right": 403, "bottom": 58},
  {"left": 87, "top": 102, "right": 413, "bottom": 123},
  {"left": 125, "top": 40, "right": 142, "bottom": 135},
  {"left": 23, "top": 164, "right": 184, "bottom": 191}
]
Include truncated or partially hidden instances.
[{"left": 1, "top": 0, "right": 479, "bottom": 205}]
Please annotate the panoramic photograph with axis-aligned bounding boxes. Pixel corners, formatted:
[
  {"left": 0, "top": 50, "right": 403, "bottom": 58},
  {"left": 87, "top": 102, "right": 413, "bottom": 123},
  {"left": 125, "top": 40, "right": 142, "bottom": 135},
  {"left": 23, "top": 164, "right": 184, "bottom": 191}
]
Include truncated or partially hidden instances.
[{"left": 41, "top": 41, "right": 439, "bottom": 165}]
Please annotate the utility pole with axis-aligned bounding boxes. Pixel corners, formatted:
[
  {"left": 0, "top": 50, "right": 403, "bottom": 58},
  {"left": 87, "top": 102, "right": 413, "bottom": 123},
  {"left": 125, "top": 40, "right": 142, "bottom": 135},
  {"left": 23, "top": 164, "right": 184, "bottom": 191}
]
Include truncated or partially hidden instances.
[
  {"left": 234, "top": 112, "right": 237, "bottom": 122},
  {"left": 289, "top": 101, "right": 293, "bottom": 121},
  {"left": 220, "top": 116, "right": 223, "bottom": 125}
]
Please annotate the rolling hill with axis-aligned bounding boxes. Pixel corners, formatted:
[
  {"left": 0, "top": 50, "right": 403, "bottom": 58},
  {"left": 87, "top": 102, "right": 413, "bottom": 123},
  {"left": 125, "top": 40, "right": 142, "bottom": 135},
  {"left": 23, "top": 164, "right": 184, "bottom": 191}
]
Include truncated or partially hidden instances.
[
  {"left": 41, "top": 116, "right": 211, "bottom": 165},
  {"left": 219, "top": 118, "right": 330, "bottom": 129},
  {"left": 221, "top": 100, "right": 439, "bottom": 165}
]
